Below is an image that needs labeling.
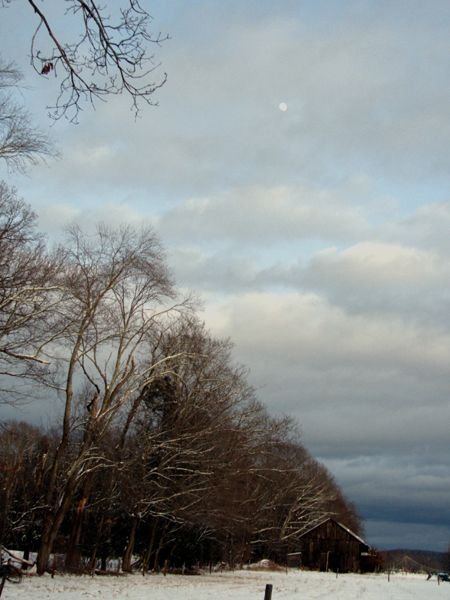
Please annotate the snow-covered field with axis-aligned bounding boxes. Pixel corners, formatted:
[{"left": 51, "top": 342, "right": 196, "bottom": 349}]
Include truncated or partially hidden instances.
[{"left": 2, "top": 569, "right": 448, "bottom": 600}]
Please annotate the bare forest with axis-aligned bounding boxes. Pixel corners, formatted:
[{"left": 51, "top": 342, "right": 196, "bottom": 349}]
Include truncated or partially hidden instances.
[{"left": 0, "top": 188, "right": 361, "bottom": 572}]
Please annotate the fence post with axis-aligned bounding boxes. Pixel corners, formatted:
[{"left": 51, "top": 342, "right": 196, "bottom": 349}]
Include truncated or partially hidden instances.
[{"left": 264, "top": 583, "right": 273, "bottom": 600}]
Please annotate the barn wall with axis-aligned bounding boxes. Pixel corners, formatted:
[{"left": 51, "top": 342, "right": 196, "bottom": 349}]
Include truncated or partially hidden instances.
[{"left": 299, "top": 520, "right": 367, "bottom": 573}]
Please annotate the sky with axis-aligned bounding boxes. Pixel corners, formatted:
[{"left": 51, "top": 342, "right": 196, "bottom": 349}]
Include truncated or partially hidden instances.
[{"left": 1, "top": 1, "right": 450, "bottom": 552}]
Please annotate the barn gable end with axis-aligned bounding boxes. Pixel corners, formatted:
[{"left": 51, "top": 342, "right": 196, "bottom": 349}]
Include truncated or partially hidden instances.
[{"left": 298, "top": 518, "right": 369, "bottom": 573}]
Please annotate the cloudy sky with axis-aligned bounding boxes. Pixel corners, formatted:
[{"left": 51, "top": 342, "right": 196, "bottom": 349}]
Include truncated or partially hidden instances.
[{"left": 1, "top": 0, "right": 450, "bottom": 551}]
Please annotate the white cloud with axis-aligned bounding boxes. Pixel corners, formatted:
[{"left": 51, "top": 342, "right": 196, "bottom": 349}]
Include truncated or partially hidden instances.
[
  {"left": 204, "top": 291, "right": 450, "bottom": 373},
  {"left": 201, "top": 290, "right": 450, "bottom": 461},
  {"left": 309, "top": 242, "right": 446, "bottom": 287},
  {"left": 158, "top": 185, "right": 370, "bottom": 244}
]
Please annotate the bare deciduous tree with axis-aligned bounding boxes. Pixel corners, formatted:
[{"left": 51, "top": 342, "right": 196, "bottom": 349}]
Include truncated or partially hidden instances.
[
  {"left": 36, "top": 223, "right": 189, "bottom": 574},
  {"left": 105, "top": 317, "right": 256, "bottom": 571},
  {"left": 0, "top": 60, "right": 54, "bottom": 171},
  {"left": 0, "top": 183, "right": 61, "bottom": 403}
]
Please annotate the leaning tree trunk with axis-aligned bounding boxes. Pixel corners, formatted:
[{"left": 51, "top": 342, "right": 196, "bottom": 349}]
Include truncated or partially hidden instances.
[{"left": 36, "top": 474, "right": 79, "bottom": 575}]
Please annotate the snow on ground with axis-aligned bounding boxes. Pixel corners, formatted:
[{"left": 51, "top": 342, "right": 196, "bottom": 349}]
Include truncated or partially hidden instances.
[{"left": 2, "top": 569, "right": 448, "bottom": 599}]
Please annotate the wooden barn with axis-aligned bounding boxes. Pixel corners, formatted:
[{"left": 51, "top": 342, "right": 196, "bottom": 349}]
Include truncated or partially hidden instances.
[{"left": 297, "top": 518, "right": 369, "bottom": 573}]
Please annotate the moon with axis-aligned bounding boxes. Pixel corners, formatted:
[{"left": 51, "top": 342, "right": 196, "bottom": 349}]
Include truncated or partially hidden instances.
[{"left": 278, "top": 102, "right": 288, "bottom": 112}]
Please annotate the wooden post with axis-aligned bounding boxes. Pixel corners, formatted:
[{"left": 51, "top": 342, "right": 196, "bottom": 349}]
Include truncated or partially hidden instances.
[
  {"left": 163, "top": 559, "right": 169, "bottom": 576},
  {"left": 264, "top": 583, "right": 273, "bottom": 600}
]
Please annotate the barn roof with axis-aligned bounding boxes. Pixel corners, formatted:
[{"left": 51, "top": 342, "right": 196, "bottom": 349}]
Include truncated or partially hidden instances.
[{"left": 299, "top": 517, "right": 368, "bottom": 548}]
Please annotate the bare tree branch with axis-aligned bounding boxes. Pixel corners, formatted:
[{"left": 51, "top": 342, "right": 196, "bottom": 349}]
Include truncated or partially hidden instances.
[
  {"left": 0, "top": 60, "right": 55, "bottom": 171},
  {"left": 19, "top": 0, "right": 169, "bottom": 121},
  {"left": 0, "top": 183, "right": 62, "bottom": 403}
]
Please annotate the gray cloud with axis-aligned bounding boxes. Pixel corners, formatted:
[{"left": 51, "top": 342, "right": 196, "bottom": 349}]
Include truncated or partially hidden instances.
[
  {"left": 199, "top": 290, "right": 450, "bottom": 551},
  {"left": 365, "top": 520, "right": 449, "bottom": 552},
  {"left": 393, "top": 201, "right": 450, "bottom": 254},
  {"left": 7, "top": 0, "right": 450, "bottom": 204},
  {"left": 158, "top": 185, "right": 370, "bottom": 245},
  {"left": 302, "top": 242, "right": 450, "bottom": 327},
  {"left": 327, "top": 452, "right": 450, "bottom": 550}
]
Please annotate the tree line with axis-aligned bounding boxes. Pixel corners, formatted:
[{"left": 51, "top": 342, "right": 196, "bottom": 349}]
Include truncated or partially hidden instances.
[
  {"left": 0, "top": 182, "right": 362, "bottom": 574},
  {"left": 0, "top": 12, "right": 361, "bottom": 574}
]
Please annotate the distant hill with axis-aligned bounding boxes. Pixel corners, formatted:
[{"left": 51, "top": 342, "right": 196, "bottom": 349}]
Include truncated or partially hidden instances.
[{"left": 381, "top": 549, "right": 448, "bottom": 572}]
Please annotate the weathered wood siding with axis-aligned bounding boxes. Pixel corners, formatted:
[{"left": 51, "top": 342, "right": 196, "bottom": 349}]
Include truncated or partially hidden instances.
[{"left": 299, "top": 519, "right": 368, "bottom": 573}]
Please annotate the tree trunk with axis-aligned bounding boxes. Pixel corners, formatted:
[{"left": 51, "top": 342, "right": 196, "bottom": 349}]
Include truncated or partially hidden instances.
[
  {"left": 36, "top": 477, "right": 77, "bottom": 575},
  {"left": 142, "top": 519, "right": 158, "bottom": 575},
  {"left": 122, "top": 516, "right": 139, "bottom": 572},
  {"left": 36, "top": 530, "right": 54, "bottom": 576},
  {"left": 65, "top": 473, "right": 94, "bottom": 571},
  {"left": 64, "top": 498, "right": 85, "bottom": 572},
  {"left": 89, "top": 511, "right": 106, "bottom": 573},
  {"left": 153, "top": 529, "right": 168, "bottom": 573}
]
